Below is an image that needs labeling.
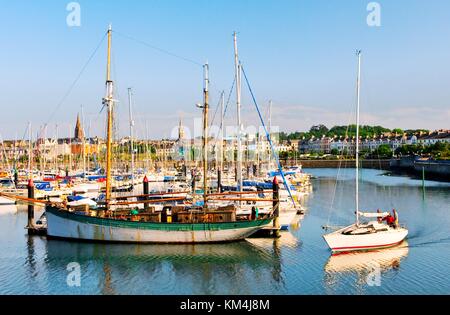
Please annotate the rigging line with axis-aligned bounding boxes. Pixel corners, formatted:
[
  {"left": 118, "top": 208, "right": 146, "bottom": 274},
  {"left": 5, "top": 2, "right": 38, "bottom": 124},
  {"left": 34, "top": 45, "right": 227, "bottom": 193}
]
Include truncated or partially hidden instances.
[
  {"left": 221, "top": 77, "right": 235, "bottom": 127},
  {"left": 112, "top": 30, "right": 203, "bottom": 67},
  {"left": 20, "top": 123, "right": 29, "bottom": 143},
  {"left": 42, "top": 32, "right": 108, "bottom": 136},
  {"left": 325, "top": 114, "right": 353, "bottom": 228},
  {"left": 240, "top": 65, "right": 296, "bottom": 207},
  {"left": 211, "top": 77, "right": 235, "bottom": 141},
  {"left": 209, "top": 91, "right": 223, "bottom": 129},
  {"left": 111, "top": 48, "right": 122, "bottom": 142}
]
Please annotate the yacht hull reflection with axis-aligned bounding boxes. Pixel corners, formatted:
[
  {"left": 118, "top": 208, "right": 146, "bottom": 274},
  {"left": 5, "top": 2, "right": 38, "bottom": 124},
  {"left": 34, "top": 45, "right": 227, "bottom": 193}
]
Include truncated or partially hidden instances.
[{"left": 325, "top": 242, "right": 409, "bottom": 273}]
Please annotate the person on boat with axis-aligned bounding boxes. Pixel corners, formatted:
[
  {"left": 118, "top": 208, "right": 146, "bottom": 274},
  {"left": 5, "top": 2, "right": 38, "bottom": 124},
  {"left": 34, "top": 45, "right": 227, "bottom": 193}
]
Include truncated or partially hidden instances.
[
  {"left": 383, "top": 212, "right": 396, "bottom": 227},
  {"left": 251, "top": 206, "right": 259, "bottom": 220},
  {"left": 377, "top": 209, "right": 382, "bottom": 223},
  {"left": 392, "top": 209, "right": 399, "bottom": 228}
]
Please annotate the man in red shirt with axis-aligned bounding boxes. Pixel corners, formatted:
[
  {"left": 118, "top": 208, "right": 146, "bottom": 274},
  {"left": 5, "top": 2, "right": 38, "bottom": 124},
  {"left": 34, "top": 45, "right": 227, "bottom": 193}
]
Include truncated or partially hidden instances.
[{"left": 384, "top": 213, "right": 395, "bottom": 227}]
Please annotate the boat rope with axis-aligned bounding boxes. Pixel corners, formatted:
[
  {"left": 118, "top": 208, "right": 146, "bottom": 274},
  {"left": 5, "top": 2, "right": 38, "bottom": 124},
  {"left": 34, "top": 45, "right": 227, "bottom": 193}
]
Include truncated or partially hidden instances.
[
  {"left": 325, "top": 109, "right": 354, "bottom": 228},
  {"left": 0, "top": 191, "right": 50, "bottom": 205},
  {"left": 240, "top": 65, "right": 296, "bottom": 207},
  {"left": 207, "top": 197, "right": 277, "bottom": 202},
  {"left": 205, "top": 190, "right": 273, "bottom": 197},
  {"left": 113, "top": 190, "right": 190, "bottom": 200},
  {"left": 210, "top": 77, "right": 235, "bottom": 128},
  {"left": 209, "top": 91, "right": 224, "bottom": 129},
  {"left": 112, "top": 196, "right": 187, "bottom": 206},
  {"left": 112, "top": 30, "right": 203, "bottom": 67},
  {"left": 42, "top": 31, "right": 108, "bottom": 133}
]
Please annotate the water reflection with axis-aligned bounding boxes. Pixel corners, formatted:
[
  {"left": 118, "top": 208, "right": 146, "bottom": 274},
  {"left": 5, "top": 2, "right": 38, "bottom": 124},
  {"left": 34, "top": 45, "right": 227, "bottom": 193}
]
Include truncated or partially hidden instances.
[
  {"left": 0, "top": 204, "right": 17, "bottom": 215},
  {"left": 3, "top": 168, "right": 448, "bottom": 294},
  {"left": 323, "top": 242, "right": 409, "bottom": 293},
  {"left": 43, "top": 238, "right": 286, "bottom": 294},
  {"left": 26, "top": 236, "right": 37, "bottom": 279}
]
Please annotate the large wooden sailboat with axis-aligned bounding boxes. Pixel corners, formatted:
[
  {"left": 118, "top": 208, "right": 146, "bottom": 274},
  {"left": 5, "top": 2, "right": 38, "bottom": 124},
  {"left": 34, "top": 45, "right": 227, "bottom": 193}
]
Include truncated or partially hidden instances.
[{"left": 45, "top": 26, "right": 272, "bottom": 243}]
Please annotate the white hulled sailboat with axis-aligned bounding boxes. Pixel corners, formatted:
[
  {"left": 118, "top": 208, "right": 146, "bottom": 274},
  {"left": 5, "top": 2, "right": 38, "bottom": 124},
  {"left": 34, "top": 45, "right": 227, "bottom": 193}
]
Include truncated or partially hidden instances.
[{"left": 323, "top": 51, "right": 408, "bottom": 254}]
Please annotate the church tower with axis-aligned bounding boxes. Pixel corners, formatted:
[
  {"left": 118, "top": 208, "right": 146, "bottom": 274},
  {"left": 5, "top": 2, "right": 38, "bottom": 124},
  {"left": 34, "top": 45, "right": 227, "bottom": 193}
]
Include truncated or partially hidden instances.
[
  {"left": 178, "top": 118, "right": 185, "bottom": 141},
  {"left": 74, "top": 114, "right": 84, "bottom": 140}
]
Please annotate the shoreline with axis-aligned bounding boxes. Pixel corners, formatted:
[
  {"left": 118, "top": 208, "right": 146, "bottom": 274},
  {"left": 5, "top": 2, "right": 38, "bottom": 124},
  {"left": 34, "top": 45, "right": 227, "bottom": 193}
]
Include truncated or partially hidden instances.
[{"left": 280, "top": 159, "right": 391, "bottom": 170}]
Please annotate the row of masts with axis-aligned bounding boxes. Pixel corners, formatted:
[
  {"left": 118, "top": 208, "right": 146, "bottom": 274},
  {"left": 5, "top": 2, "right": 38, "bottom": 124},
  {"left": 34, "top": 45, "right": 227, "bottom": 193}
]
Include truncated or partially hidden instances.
[
  {"left": 101, "top": 27, "right": 266, "bottom": 209},
  {"left": 1, "top": 26, "right": 277, "bottom": 210}
]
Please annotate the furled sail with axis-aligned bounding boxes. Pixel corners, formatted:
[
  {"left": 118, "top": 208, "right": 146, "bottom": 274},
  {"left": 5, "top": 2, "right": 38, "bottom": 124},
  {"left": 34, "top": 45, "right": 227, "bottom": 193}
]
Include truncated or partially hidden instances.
[{"left": 358, "top": 211, "right": 390, "bottom": 218}]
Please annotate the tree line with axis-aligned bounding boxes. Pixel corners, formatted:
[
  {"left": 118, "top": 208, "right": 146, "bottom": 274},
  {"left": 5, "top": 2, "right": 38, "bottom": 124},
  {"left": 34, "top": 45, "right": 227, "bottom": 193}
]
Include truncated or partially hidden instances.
[{"left": 277, "top": 125, "right": 429, "bottom": 141}]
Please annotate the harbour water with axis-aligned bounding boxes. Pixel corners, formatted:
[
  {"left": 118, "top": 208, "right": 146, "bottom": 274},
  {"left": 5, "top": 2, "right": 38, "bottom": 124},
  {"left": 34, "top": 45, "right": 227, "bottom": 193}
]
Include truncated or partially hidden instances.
[{"left": 0, "top": 168, "right": 449, "bottom": 295}]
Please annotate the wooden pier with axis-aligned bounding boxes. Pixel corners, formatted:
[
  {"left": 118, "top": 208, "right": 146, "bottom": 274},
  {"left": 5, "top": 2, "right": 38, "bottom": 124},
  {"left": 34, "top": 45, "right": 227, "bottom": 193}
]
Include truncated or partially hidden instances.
[
  {"left": 250, "top": 226, "right": 281, "bottom": 238},
  {"left": 27, "top": 225, "right": 47, "bottom": 236}
]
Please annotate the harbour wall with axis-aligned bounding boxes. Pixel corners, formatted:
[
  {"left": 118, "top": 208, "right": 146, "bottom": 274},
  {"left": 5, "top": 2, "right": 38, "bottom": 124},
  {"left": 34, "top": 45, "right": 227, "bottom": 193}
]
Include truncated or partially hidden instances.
[{"left": 390, "top": 157, "right": 450, "bottom": 181}]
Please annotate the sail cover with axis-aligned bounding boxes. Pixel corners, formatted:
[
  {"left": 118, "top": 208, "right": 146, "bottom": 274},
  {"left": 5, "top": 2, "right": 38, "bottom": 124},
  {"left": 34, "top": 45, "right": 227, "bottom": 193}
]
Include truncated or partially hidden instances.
[{"left": 358, "top": 211, "right": 390, "bottom": 218}]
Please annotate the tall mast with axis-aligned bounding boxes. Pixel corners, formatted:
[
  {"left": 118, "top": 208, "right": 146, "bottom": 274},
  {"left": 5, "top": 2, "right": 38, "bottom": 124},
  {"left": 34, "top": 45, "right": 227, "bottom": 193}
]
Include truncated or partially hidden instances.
[
  {"left": 256, "top": 129, "right": 260, "bottom": 172},
  {"left": 233, "top": 32, "right": 243, "bottom": 191},
  {"left": 202, "top": 63, "right": 209, "bottom": 208},
  {"left": 87, "top": 117, "right": 91, "bottom": 172},
  {"left": 42, "top": 125, "right": 47, "bottom": 171},
  {"left": 13, "top": 133, "right": 17, "bottom": 172},
  {"left": 81, "top": 105, "right": 86, "bottom": 177},
  {"left": 355, "top": 50, "right": 362, "bottom": 226},
  {"left": 268, "top": 100, "right": 272, "bottom": 168},
  {"left": 68, "top": 124, "right": 72, "bottom": 174},
  {"left": 28, "top": 122, "right": 32, "bottom": 179},
  {"left": 127, "top": 88, "right": 135, "bottom": 184},
  {"left": 145, "top": 120, "right": 150, "bottom": 171},
  {"left": 55, "top": 124, "right": 58, "bottom": 172},
  {"left": 219, "top": 90, "right": 225, "bottom": 173},
  {"left": 103, "top": 24, "right": 114, "bottom": 206}
]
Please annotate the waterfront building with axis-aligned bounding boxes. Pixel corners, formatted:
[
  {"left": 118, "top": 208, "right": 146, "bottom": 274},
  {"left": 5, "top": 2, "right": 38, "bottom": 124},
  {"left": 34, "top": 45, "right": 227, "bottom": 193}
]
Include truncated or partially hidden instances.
[{"left": 417, "top": 130, "right": 450, "bottom": 146}]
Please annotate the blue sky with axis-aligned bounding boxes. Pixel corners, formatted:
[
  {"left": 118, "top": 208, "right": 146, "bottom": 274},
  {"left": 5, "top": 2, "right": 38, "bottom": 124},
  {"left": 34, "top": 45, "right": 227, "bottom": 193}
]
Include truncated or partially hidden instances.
[{"left": 0, "top": 0, "right": 449, "bottom": 140}]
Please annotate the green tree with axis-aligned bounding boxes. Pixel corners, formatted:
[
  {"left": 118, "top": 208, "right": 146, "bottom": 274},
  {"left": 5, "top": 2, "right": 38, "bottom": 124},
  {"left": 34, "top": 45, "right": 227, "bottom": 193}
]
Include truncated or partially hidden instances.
[
  {"left": 330, "top": 148, "right": 339, "bottom": 155},
  {"left": 309, "top": 125, "right": 329, "bottom": 137},
  {"left": 371, "top": 144, "right": 393, "bottom": 158}
]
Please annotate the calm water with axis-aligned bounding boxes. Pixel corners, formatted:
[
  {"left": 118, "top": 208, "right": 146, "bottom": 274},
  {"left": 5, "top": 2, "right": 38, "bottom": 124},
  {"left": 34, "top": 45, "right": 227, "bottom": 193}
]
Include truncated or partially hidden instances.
[{"left": 1, "top": 168, "right": 449, "bottom": 295}]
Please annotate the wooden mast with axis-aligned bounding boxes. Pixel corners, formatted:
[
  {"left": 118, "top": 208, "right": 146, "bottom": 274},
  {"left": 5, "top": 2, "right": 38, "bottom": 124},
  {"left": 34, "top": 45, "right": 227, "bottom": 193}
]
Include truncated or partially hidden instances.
[
  {"left": 219, "top": 90, "right": 225, "bottom": 174},
  {"left": 81, "top": 105, "right": 86, "bottom": 177},
  {"left": 68, "top": 124, "right": 72, "bottom": 175},
  {"left": 28, "top": 122, "right": 32, "bottom": 179},
  {"left": 233, "top": 32, "right": 243, "bottom": 193},
  {"left": 127, "top": 87, "right": 135, "bottom": 185},
  {"left": 268, "top": 100, "right": 272, "bottom": 168},
  {"left": 104, "top": 25, "right": 114, "bottom": 206},
  {"left": 202, "top": 63, "right": 209, "bottom": 208}
]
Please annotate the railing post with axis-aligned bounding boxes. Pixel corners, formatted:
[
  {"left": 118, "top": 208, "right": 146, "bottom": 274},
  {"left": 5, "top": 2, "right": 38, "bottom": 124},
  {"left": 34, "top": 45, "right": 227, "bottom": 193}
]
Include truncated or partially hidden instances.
[
  {"left": 143, "top": 175, "right": 149, "bottom": 211},
  {"left": 272, "top": 176, "right": 280, "bottom": 237},
  {"left": 217, "top": 169, "right": 222, "bottom": 193},
  {"left": 182, "top": 164, "right": 187, "bottom": 178},
  {"left": 191, "top": 169, "right": 196, "bottom": 194},
  {"left": 27, "top": 178, "right": 35, "bottom": 232},
  {"left": 14, "top": 169, "right": 19, "bottom": 187}
]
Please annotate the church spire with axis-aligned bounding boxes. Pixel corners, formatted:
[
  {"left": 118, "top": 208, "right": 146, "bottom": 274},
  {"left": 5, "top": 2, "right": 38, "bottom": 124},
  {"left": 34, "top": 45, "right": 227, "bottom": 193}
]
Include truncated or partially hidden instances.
[
  {"left": 74, "top": 113, "right": 84, "bottom": 140},
  {"left": 178, "top": 117, "right": 185, "bottom": 140}
]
